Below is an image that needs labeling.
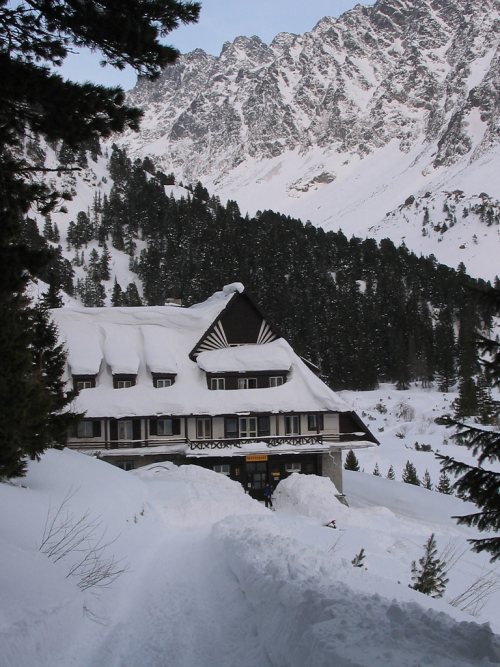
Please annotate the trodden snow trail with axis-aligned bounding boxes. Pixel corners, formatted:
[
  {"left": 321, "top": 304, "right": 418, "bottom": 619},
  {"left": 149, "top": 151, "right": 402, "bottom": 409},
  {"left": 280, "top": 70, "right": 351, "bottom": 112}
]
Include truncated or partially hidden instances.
[{"left": 84, "top": 528, "right": 273, "bottom": 667}]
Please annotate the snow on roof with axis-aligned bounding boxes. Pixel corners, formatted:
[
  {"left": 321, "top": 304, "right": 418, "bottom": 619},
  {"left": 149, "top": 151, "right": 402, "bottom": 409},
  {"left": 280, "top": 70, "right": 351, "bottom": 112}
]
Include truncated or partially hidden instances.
[
  {"left": 197, "top": 339, "right": 292, "bottom": 373},
  {"left": 51, "top": 291, "right": 351, "bottom": 419},
  {"left": 142, "top": 326, "right": 178, "bottom": 374},
  {"left": 60, "top": 320, "right": 104, "bottom": 375},
  {"left": 103, "top": 323, "right": 141, "bottom": 375}
]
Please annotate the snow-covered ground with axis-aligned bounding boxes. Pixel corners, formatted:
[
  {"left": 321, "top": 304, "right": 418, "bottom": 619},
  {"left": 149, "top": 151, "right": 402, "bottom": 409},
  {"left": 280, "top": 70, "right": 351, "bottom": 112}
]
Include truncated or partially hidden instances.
[{"left": 3, "top": 385, "right": 500, "bottom": 667}]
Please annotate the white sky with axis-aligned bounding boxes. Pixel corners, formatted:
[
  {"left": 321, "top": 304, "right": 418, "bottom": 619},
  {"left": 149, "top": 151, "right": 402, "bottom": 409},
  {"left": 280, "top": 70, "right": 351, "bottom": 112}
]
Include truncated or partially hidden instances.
[{"left": 55, "top": 0, "right": 374, "bottom": 90}]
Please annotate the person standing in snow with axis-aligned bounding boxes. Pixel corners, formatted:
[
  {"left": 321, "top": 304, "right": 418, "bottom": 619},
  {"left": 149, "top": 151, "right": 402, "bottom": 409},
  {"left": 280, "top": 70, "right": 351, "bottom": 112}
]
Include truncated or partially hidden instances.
[{"left": 264, "top": 482, "right": 274, "bottom": 509}]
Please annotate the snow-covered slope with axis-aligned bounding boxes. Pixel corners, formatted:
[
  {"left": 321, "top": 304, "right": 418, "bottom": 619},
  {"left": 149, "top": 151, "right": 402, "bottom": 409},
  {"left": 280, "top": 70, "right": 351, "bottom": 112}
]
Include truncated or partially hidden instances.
[{"left": 104, "top": 0, "right": 500, "bottom": 280}]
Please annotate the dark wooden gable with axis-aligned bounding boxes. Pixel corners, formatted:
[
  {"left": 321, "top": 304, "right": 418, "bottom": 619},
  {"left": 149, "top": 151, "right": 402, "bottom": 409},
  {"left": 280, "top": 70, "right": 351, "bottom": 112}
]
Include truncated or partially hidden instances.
[{"left": 189, "top": 290, "right": 283, "bottom": 360}]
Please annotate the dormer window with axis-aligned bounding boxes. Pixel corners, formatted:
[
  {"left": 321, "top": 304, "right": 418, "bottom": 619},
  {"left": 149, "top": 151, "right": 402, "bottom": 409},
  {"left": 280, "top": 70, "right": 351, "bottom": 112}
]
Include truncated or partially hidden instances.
[
  {"left": 113, "top": 375, "right": 136, "bottom": 389},
  {"left": 269, "top": 376, "right": 284, "bottom": 387},
  {"left": 152, "top": 373, "right": 176, "bottom": 388},
  {"left": 211, "top": 378, "right": 225, "bottom": 390},
  {"left": 73, "top": 375, "right": 96, "bottom": 392}
]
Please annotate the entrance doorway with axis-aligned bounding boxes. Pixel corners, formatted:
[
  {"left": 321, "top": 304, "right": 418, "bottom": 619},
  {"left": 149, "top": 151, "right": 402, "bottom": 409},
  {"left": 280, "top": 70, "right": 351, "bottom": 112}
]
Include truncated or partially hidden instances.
[{"left": 245, "top": 460, "right": 267, "bottom": 498}]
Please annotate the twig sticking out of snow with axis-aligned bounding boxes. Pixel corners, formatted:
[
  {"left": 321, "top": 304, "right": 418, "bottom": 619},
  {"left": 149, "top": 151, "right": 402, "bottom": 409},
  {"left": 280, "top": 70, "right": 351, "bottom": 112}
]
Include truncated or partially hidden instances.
[{"left": 40, "top": 487, "right": 129, "bottom": 591}]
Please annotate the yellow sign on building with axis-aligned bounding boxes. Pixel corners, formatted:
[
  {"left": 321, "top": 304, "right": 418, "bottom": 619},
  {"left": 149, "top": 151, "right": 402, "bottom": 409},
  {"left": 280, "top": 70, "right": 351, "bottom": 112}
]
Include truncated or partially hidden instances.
[{"left": 246, "top": 455, "right": 268, "bottom": 462}]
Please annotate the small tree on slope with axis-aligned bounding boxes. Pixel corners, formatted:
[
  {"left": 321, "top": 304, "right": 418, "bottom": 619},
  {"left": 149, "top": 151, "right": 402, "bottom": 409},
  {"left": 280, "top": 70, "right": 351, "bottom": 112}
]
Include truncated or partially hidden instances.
[
  {"left": 402, "top": 460, "right": 420, "bottom": 486},
  {"left": 437, "top": 286, "right": 500, "bottom": 561},
  {"left": 344, "top": 449, "right": 360, "bottom": 471},
  {"left": 410, "top": 533, "right": 448, "bottom": 598}
]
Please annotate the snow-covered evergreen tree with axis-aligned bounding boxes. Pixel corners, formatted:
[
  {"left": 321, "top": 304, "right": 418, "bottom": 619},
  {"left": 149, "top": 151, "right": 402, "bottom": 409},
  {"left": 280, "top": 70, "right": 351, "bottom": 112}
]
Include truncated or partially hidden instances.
[{"left": 409, "top": 534, "right": 448, "bottom": 598}]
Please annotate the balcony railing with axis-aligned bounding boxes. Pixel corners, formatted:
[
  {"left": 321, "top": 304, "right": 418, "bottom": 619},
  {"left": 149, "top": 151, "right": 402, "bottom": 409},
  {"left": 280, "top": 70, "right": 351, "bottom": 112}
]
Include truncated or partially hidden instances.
[{"left": 188, "top": 434, "right": 324, "bottom": 451}]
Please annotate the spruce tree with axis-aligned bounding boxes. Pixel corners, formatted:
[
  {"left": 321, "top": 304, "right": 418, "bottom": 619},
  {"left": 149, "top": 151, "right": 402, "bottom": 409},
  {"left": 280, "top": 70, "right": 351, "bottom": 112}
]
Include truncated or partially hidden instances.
[
  {"left": 387, "top": 465, "right": 395, "bottom": 480},
  {"left": 402, "top": 461, "right": 421, "bottom": 486},
  {"left": 344, "top": 449, "right": 360, "bottom": 472},
  {"left": 111, "top": 277, "right": 123, "bottom": 307},
  {"left": 423, "top": 469, "right": 433, "bottom": 490},
  {"left": 124, "top": 283, "right": 142, "bottom": 307},
  {"left": 409, "top": 534, "right": 448, "bottom": 598},
  {"left": 437, "top": 286, "right": 500, "bottom": 560},
  {"left": 99, "top": 244, "right": 112, "bottom": 282},
  {"left": 373, "top": 462, "right": 381, "bottom": 476},
  {"left": 436, "top": 471, "right": 454, "bottom": 495}
]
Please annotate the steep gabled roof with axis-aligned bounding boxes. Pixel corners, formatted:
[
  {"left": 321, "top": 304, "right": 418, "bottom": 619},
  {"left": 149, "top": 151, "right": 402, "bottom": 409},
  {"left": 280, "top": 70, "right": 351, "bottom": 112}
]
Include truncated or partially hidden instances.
[{"left": 188, "top": 284, "right": 284, "bottom": 360}]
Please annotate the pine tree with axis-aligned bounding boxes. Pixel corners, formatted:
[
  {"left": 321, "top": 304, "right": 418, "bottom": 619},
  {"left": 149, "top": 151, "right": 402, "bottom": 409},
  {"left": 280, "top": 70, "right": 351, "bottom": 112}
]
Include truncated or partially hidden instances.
[
  {"left": 124, "top": 283, "right": 142, "bottom": 307},
  {"left": 476, "top": 371, "right": 497, "bottom": 425},
  {"left": 409, "top": 534, "right": 448, "bottom": 598},
  {"left": 436, "top": 471, "right": 454, "bottom": 495},
  {"left": 111, "top": 277, "right": 123, "bottom": 307},
  {"left": 386, "top": 465, "right": 395, "bottom": 480},
  {"left": 373, "top": 462, "right": 381, "bottom": 476},
  {"left": 344, "top": 449, "right": 360, "bottom": 472},
  {"left": 423, "top": 469, "right": 433, "bottom": 490},
  {"left": 437, "top": 287, "right": 500, "bottom": 560},
  {"left": 402, "top": 460, "right": 420, "bottom": 486},
  {"left": 434, "top": 307, "right": 457, "bottom": 392},
  {"left": 99, "top": 243, "right": 112, "bottom": 282}
]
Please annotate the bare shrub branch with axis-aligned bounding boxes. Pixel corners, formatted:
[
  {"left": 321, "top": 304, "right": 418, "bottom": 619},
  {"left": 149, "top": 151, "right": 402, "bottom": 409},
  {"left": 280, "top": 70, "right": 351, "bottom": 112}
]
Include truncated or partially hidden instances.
[
  {"left": 39, "top": 488, "right": 129, "bottom": 590},
  {"left": 449, "top": 568, "right": 500, "bottom": 617}
]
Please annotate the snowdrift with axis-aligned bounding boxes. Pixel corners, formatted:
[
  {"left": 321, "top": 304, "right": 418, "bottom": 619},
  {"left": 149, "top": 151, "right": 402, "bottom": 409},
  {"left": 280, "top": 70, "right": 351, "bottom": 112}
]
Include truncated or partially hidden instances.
[{"left": 213, "top": 515, "right": 500, "bottom": 667}]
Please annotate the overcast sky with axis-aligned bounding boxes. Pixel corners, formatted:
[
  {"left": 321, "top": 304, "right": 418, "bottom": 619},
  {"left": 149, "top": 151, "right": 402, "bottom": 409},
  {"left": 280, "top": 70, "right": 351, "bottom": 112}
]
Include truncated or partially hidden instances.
[{"left": 56, "top": 0, "right": 374, "bottom": 90}]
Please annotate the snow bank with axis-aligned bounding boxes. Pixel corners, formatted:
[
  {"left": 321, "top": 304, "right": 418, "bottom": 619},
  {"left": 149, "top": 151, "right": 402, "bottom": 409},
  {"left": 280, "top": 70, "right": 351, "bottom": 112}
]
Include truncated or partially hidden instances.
[
  {"left": 133, "top": 463, "right": 268, "bottom": 528},
  {"left": 214, "top": 515, "right": 500, "bottom": 667},
  {"left": 1, "top": 449, "right": 148, "bottom": 667},
  {"left": 274, "top": 473, "right": 343, "bottom": 523}
]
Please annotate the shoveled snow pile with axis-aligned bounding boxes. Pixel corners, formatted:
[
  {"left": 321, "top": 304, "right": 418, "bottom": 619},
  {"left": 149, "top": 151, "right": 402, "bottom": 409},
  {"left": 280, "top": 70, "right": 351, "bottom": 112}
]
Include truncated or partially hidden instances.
[
  {"left": 214, "top": 515, "right": 500, "bottom": 667},
  {"left": 274, "top": 472, "right": 343, "bottom": 523},
  {"left": 132, "top": 463, "right": 268, "bottom": 528}
]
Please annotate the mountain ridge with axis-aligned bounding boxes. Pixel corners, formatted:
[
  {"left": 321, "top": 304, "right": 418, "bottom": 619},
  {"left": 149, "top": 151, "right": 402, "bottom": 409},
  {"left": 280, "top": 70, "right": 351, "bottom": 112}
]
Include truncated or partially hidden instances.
[{"left": 107, "top": 0, "right": 500, "bottom": 279}]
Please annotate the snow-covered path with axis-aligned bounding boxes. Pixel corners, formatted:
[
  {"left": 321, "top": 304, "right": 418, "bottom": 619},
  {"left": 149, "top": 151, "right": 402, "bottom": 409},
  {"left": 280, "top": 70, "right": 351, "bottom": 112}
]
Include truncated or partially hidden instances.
[{"left": 85, "top": 529, "right": 271, "bottom": 667}]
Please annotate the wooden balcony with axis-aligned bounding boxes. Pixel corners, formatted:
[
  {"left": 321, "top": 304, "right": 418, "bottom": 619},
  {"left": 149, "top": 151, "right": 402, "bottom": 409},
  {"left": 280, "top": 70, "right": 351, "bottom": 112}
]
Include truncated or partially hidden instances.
[{"left": 188, "top": 434, "right": 324, "bottom": 451}]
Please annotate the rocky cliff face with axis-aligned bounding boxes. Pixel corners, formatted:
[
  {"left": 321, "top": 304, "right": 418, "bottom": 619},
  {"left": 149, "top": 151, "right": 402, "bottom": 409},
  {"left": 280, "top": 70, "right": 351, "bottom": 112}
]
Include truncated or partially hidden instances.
[{"left": 122, "top": 0, "right": 500, "bottom": 182}]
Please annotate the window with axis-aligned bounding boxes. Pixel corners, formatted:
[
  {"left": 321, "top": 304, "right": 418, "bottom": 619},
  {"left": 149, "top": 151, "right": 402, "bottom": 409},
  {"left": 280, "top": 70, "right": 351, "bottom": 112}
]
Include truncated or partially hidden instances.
[
  {"left": 214, "top": 464, "right": 230, "bottom": 476},
  {"left": 157, "top": 419, "right": 173, "bottom": 436},
  {"left": 226, "top": 418, "right": 238, "bottom": 438},
  {"left": 117, "top": 380, "right": 132, "bottom": 389},
  {"left": 258, "top": 416, "right": 270, "bottom": 437},
  {"left": 77, "top": 421, "right": 93, "bottom": 437},
  {"left": 269, "top": 376, "right": 283, "bottom": 387},
  {"left": 118, "top": 420, "right": 133, "bottom": 440},
  {"left": 156, "top": 378, "right": 172, "bottom": 388},
  {"left": 239, "top": 417, "right": 257, "bottom": 438},
  {"left": 238, "top": 378, "right": 257, "bottom": 389},
  {"left": 77, "top": 380, "right": 93, "bottom": 390},
  {"left": 116, "top": 461, "right": 134, "bottom": 471},
  {"left": 285, "top": 462, "right": 301, "bottom": 473},
  {"left": 308, "top": 414, "right": 324, "bottom": 431},
  {"left": 211, "top": 378, "right": 225, "bottom": 390},
  {"left": 285, "top": 415, "right": 300, "bottom": 435},
  {"left": 197, "top": 418, "right": 211, "bottom": 439}
]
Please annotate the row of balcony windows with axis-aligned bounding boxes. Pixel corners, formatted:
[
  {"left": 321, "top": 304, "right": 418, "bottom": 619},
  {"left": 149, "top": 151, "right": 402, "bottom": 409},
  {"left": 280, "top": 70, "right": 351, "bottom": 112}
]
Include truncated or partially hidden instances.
[{"left": 76, "top": 414, "right": 324, "bottom": 439}]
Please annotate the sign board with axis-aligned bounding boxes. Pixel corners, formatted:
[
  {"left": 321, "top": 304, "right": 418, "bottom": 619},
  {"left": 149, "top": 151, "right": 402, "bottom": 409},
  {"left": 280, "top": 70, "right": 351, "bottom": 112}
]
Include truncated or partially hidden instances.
[{"left": 246, "top": 455, "right": 268, "bottom": 462}]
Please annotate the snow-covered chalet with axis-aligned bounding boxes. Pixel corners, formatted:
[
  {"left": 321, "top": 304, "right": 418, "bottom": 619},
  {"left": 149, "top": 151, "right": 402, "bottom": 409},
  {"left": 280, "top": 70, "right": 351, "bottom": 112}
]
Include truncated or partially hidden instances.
[{"left": 54, "top": 283, "right": 377, "bottom": 499}]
